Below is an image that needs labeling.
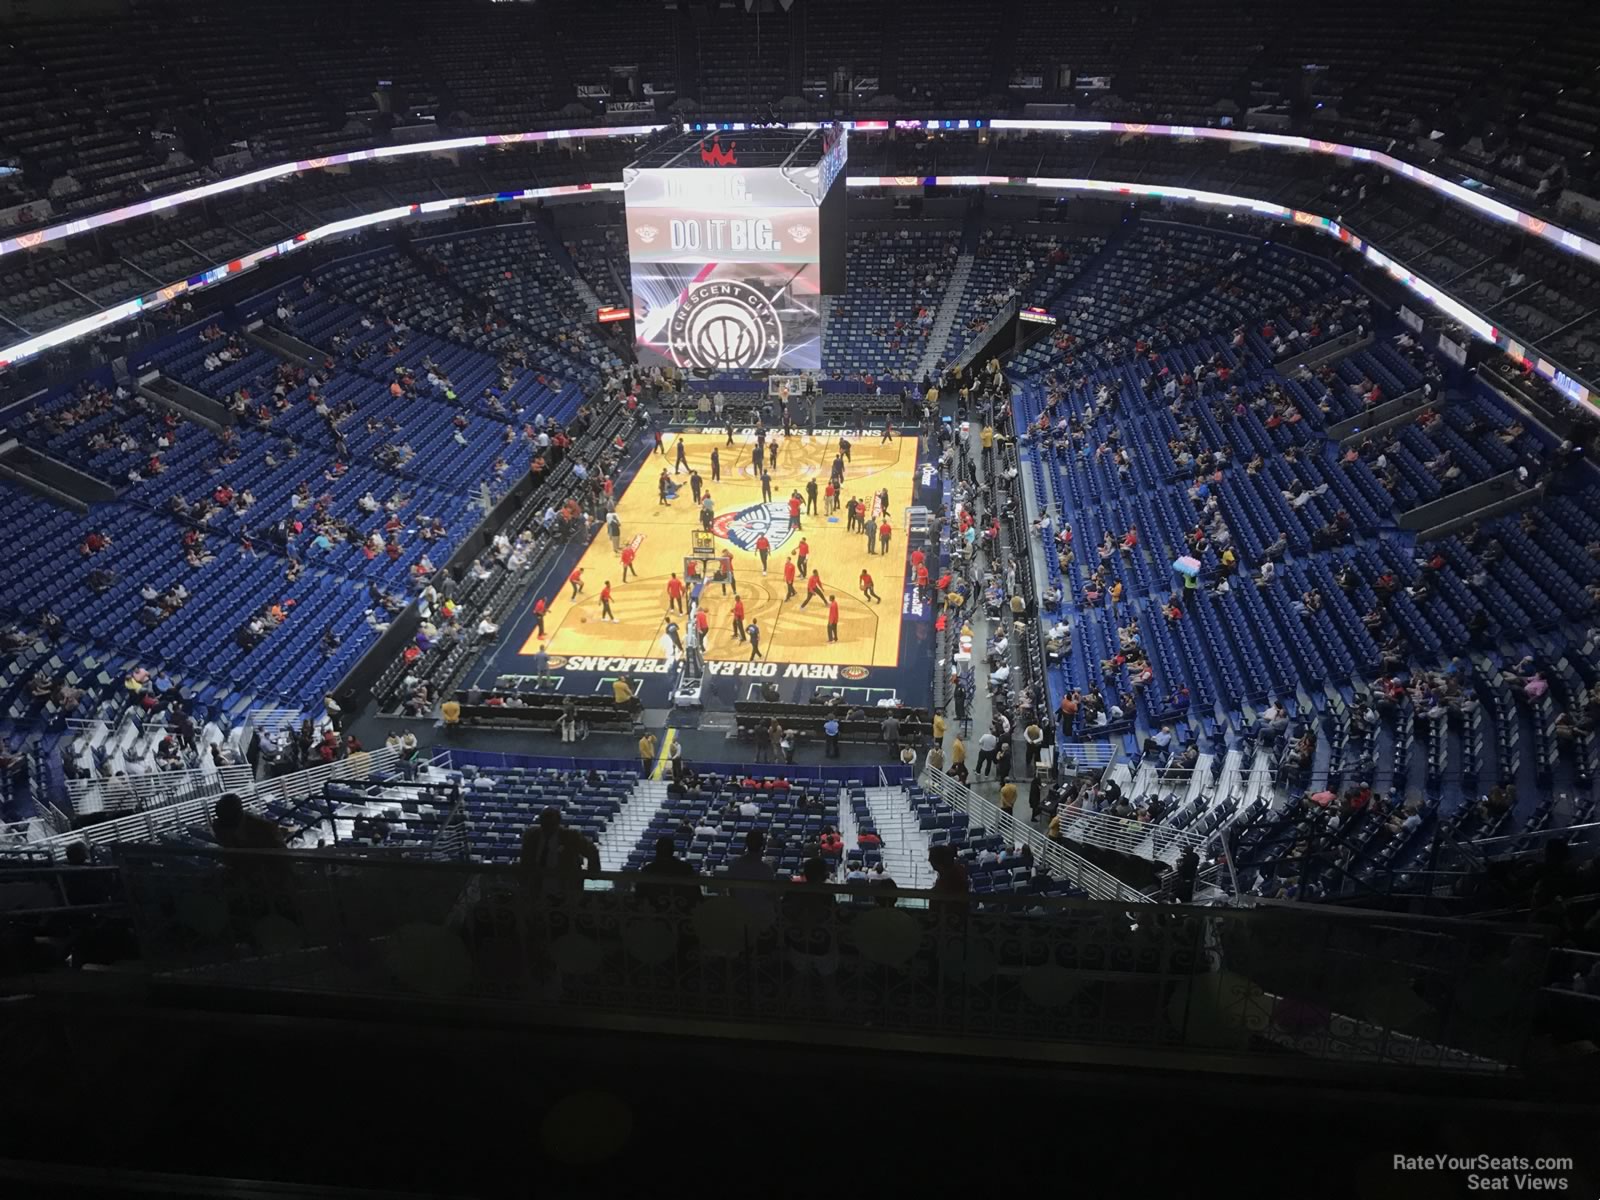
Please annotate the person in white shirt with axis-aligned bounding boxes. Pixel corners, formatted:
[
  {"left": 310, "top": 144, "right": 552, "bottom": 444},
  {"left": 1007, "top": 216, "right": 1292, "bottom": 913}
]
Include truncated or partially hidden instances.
[{"left": 738, "top": 798, "right": 760, "bottom": 818}]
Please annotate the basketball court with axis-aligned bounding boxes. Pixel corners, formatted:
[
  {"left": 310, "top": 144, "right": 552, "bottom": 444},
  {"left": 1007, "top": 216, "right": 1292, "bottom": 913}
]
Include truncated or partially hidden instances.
[{"left": 519, "top": 429, "right": 919, "bottom": 669}]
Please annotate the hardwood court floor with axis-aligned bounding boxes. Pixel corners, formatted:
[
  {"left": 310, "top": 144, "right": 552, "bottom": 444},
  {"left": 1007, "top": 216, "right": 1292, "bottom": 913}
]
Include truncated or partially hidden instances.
[{"left": 522, "top": 429, "right": 917, "bottom": 667}]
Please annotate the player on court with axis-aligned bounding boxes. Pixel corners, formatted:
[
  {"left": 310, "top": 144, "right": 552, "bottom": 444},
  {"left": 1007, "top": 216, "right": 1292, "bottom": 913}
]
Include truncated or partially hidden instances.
[
  {"left": 826, "top": 595, "right": 840, "bottom": 643},
  {"left": 800, "top": 571, "right": 825, "bottom": 609}
]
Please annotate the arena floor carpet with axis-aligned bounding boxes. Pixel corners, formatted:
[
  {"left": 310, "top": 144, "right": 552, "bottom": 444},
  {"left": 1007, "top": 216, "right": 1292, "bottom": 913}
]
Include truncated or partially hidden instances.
[{"left": 522, "top": 429, "right": 918, "bottom": 668}]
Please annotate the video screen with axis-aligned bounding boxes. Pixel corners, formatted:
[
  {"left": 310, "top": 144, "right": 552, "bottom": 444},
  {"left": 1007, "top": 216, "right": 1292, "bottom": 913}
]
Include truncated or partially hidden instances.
[{"left": 624, "top": 166, "right": 825, "bottom": 370}]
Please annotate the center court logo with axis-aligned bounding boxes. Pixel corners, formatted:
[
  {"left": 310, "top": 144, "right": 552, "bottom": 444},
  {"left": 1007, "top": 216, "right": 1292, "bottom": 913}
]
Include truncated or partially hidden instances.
[
  {"left": 668, "top": 280, "right": 784, "bottom": 370},
  {"left": 710, "top": 502, "right": 797, "bottom": 552}
]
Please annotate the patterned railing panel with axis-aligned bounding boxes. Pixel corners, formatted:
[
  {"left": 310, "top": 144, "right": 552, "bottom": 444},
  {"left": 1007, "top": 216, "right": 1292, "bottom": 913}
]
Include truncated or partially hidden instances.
[{"left": 114, "top": 846, "right": 1545, "bottom": 1074}]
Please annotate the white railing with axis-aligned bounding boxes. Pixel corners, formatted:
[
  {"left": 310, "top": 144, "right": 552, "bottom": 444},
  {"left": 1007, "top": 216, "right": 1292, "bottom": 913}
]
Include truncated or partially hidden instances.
[
  {"left": 66, "top": 763, "right": 255, "bottom": 815},
  {"left": 243, "top": 707, "right": 303, "bottom": 739},
  {"left": 1050, "top": 792, "right": 1213, "bottom": 864},
  {"left": 1057, "top": 740, "right": 1116, "bottom": 771},
  {"left": 37, "top": 745, "right": 403, "bottom": 857},
  {"left": 251, "top": 746, "right": 406, "bottom": 810},
  {"left": 921, "top": 768, "right": 1152, "bottom": 902}
]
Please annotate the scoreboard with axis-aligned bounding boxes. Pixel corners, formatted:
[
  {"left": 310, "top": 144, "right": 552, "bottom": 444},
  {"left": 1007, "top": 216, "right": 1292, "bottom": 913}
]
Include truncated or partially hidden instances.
[{"left": 623, "top": 127, "right": 845, "bottom": 372}]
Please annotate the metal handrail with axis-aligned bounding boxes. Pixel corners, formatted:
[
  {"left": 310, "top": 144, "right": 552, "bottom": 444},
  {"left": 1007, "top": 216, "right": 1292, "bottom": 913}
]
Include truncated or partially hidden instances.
[
  {"left": 1467, "top": 818, "right": 1600, "bottom": 853},
  {"left": 66, "top": 763, "right": 256, "bottom": 813},
  {"left": 920, "top": 767, "right": 1153, "bottom": 902},
  {"left": 34, "top": 745, "right": 404, "bottom": 856}
]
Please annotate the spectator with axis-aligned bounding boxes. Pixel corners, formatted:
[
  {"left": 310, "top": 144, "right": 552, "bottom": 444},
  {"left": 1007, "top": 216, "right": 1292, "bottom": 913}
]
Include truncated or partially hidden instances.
[
  {"left": 727, "top": 829, "right": 777, "bottom": 931},
  {"left": 928, "top": 844, "right": 969, "bottom": 897},
  {"left": 518, "top": 806, "right": 600, "bottom": 893},
  {"left": 212, "top": 792, "right": 285, "bottom": 850},
  {"left": 636, "top": 835, "right": 700, "bottom": 913},
  {"left": 881, "top": 712, "right": 901, "bottom": 759}
]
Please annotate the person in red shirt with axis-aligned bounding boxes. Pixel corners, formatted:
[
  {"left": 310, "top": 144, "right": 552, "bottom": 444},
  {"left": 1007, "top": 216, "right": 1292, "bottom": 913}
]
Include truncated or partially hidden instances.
[
  {"left": 718, "top": 548, "right": 735, "bottom": 594},
  {"left": 532, "top": 597, "right": 547, "bottom": 636},
  {"left": 801, "top": 570, "right": 824, "bottom": 609},
  {"left": 1122, "top": 526, "right": 1139, "bottom": 553},
  {"left": 783, "top": 556, "right": 797, "bottom": 599},
  {"left": 620, "top": 544, "right": 637, "bottom": 582},
  {"left": 694, "top": 607, "right": 710, "bottom": 644},
  {"left": 787, "top": 492, "right": 803, "bottom": 529},
  {"left": 568, "top": 568, "right": 584, "bottom": 599},
  {"left": 796, "top": 538, "right": 810, "bottom": 577},
  {"left": 877, "top": 520, "right": 892, "bottom": 556},
  {"left": 666, "top": 572, "right": 685, "bottom": 612},
  {"left": 754, "top": 533, "right": 771, "bottom": 574},
  {"left": 731, "top": 595, "right": 746, "bottom": 641},
  {"left": 823, "top": 481, "right": 835, "bottom": 513},
  {"left": 916, "top": 562, "right": 930, "bottom": 597},
  {"left": 826, "top": 595, "right": 840, "bottom": 642},
  {"left": 859, "top": 569, "right": 880, "bottom": 603},
  {"left": 910, "top": 547, "right": 925, "bottom": 573},
  {"left": 600, "top": 581, "right": 616, "bottom": 621}
]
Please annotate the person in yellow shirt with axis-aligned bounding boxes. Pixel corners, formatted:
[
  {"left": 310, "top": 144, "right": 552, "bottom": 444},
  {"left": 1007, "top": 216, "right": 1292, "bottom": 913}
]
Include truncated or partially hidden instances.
[
  {"left": 980, "top": 425, "right": 994, "bottom": 451},
  {"left": 638, "top": 732, "right": 658, "bottom": 774},
  {"left": 932, "top": 711, "right": 947, "bottom": 742},
  {"left": 613, "top": 677, "right": 635, "bottom": 705},
  {"left": 1000, "top": 781, "right": 1017, "bottom": 813},
  {"left": 950, "top": 736, "right": 967, "bottom": 767},
  {"left": 440, "top": 699, "right": 461, "bottom": 725},
  {"left": 1048, "top": 811, "right": 1062, "bottom": 840}
]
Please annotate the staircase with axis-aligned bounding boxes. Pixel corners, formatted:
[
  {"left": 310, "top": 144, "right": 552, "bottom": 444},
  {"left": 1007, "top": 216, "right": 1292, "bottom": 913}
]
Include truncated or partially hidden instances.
[
  {"left": 0, "top": 441, "right": 115, "bottom": 512},
  {"left": 247, "top": 320, "right": 329, "bottom": 367},
  {"left": 137, "top": 372, "right": 233, "bottom": 432},
  {"left": 597, "top": 777, "right": 668, "bottom": 870},
  {"left": 862, "top": 783, "right": 933, "bottom": 887},
  {"left": 568, "top": 272, "right": 603, "bottom": 314},
  {"left": 915, "top": 252, "right": 974, "bottom": 379},
  {"left": 532, "top": 211, "right": 602, "bottom": 310}
]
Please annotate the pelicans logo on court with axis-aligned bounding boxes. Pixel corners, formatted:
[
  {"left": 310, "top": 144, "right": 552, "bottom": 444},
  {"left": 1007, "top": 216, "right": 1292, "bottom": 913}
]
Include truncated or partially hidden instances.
[{"left": 710, "top": 502, "right": 796, "bottom": 552}]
